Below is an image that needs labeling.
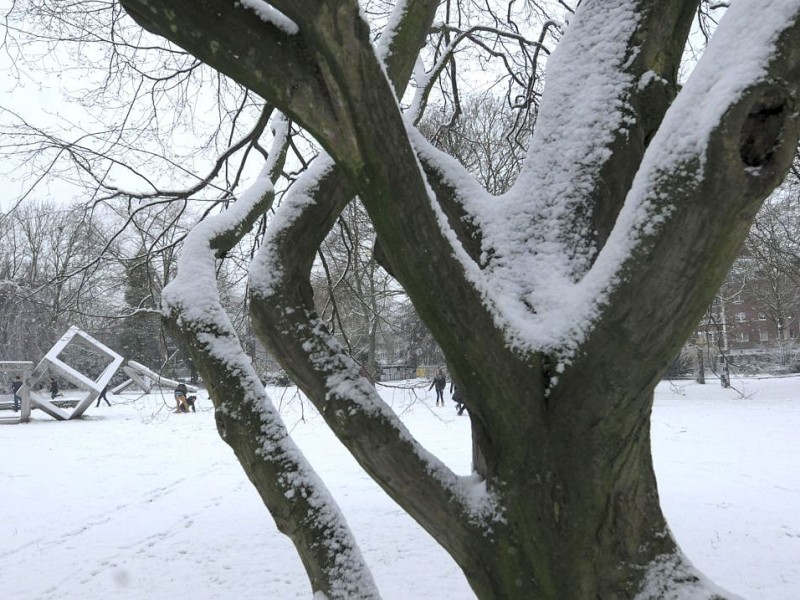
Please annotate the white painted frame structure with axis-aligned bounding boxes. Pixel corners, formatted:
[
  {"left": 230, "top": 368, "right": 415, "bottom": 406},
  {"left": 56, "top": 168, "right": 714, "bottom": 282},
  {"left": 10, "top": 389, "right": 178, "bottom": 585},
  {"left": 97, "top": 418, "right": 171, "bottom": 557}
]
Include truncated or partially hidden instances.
[
  {"left": 28, "top": 326, "right": 123, "bottom": 420},
  {"left": 112, "top": 360, "right": 198, "bottom": 395}
]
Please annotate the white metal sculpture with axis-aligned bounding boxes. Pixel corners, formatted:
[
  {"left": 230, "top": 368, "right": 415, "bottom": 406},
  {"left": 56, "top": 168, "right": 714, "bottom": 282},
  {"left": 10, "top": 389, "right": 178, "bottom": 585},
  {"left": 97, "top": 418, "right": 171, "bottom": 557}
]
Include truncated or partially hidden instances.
[
  {"left": 3, "top": 327, "right": 197, "bottom": 422},
  {"left": 28, "top": 326, "right": 123, "bottom": 421},
  {"left": 112, "top": 360, "right": 198, "bottom": 395}
]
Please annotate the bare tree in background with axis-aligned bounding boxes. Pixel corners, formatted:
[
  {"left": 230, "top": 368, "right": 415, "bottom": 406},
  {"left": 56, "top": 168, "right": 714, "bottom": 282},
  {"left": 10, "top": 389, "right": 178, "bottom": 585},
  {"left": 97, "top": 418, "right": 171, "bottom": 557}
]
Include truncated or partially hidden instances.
[
  {"left": 313, "top": 200, "right": 405, "bottom": 378},
  {"left": 419, "top": 92, "right": 533, "bottom": 194},
  {"left": 738, "top": 190, "right": 800, "bottom": 363},
  {"left": 0, "top": 201, "right": 118, "bottom": 359},
  {"left": 2, "top": 1, "right": 800, "bottom": 599}
]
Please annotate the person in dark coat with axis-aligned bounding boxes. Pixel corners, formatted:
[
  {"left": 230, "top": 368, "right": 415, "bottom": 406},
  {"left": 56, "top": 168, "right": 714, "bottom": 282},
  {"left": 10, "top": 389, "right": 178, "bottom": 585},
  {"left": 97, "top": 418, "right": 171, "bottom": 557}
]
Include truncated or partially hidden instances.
[
  {"left": 11, "top": 375, "right": 22, "bottom": 412},
  {"left": 451, "top": 382, "right": 465, "bottom": 416},
  {"left": 428, "top": 368, "right": 447, "bottom": 406},
  {"left": 50, "top": 377, "right": 60, "bottom": 399},
  {"left": 96, "top": 384, "right": 111, "bottom": 407}
]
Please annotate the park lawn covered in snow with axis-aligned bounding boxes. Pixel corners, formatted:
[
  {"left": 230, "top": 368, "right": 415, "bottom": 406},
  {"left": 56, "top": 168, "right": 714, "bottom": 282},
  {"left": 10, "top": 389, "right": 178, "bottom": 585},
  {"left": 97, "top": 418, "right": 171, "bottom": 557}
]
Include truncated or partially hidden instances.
[{"left": 0, "top": 377, "right": 798, "bottom": 599}]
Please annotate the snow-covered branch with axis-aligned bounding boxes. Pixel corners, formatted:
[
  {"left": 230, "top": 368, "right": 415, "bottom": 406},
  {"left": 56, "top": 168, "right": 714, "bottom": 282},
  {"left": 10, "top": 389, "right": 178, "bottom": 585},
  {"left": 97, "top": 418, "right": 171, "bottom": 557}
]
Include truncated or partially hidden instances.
[
  {"left": 555, "top": 0, "right": 800, "bottom": 412},
  {"left": 160, "top": 114, "right": 380, "bottom": 599},
  {"left": 248, "top": 162, "right": 501, "bottom": 549}
]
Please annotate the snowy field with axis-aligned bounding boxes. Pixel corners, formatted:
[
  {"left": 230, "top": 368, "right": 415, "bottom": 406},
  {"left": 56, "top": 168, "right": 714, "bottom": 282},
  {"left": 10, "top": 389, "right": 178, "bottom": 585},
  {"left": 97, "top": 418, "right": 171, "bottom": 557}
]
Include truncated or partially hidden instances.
[{"left": 1, "top": 377, "right": 798, "bottom": 599}]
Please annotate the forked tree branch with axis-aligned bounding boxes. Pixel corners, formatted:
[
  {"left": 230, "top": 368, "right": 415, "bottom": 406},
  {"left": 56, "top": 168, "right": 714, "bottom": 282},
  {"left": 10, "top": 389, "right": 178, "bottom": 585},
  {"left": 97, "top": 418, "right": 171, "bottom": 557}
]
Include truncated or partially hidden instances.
[
  {"left": 501, "top": 0, "right": 697, "bottom": 281},
  {"left": 557, "top": 6, "right": 800, "bottom": 424}
]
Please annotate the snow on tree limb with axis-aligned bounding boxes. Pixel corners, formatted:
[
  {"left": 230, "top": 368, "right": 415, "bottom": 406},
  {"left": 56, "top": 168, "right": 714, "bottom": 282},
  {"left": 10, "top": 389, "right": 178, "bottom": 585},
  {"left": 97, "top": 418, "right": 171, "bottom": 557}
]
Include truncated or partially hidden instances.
[
  {"left": 161, "top": 116, "right": 380, "bottom": 599},
  {"left": 424, "top": 0, "right": 689, "bottom": 355},
  {"left": 552, "top": 0, "right": 800, "bottom": 408},
  {"left": 404, "top": 0, "right": 800, "bottom": 365},
  {"left": 590, "top": 0, "right": 800, "bottom": 319},
  {"left": 151, "top": 0, "right": 499, "bottom": 575},
  {"left": 239, "top": 0, "right": 298, "bottom": 35},
  {"left": 248, "top": 155, "right": 502, "bottom": 554}
]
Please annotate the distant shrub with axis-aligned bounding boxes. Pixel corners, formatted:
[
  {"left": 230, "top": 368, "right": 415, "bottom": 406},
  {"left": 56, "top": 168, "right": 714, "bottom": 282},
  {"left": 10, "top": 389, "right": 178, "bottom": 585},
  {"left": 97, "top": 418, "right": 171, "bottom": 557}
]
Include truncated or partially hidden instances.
[{"left": 664, "top": 349, "right": 693, "bottom": 379}]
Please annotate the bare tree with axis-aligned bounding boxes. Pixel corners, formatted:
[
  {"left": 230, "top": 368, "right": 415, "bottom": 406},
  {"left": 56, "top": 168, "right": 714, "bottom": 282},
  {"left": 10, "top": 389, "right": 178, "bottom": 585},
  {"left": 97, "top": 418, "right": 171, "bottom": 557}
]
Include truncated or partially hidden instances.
[
  {"left": 313, "top": 200, "right": 404, "bottom": 377},
  {"left": 392, "top": 297, "right": 444, "bottom": 367},
  {"left": 738, "top": 190, "right": 800, "bottom": 363},
  {"left": 693, "top": 183, "right": 800, "bottom": 378},
  {"left": 746, "top": 192, "right": 800, "bottom": 295},
  {"left": 0, "top": 201, "right": 119, "bottom": 360},
  {"left": 419, "top": 92, "right": 533, "bottom": 194}
]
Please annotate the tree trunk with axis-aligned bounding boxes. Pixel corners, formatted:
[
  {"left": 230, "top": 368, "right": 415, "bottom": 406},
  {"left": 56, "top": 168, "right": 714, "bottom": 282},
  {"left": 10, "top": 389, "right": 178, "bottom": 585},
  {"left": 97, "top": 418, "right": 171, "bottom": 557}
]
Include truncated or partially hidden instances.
[
  {"left": 439, "top": 362, "right": 676, "bottom": 598},
  {"left": 696, "top": 346, "right": 705, "bottom": 384}
]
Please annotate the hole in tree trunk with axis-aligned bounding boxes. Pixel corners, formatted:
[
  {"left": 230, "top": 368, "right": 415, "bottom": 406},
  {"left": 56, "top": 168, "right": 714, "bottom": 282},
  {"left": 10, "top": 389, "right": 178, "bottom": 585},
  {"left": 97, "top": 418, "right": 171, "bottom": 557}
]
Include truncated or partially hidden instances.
[{"left": 739, "top": 90, "right": 787, "bottom": 168}]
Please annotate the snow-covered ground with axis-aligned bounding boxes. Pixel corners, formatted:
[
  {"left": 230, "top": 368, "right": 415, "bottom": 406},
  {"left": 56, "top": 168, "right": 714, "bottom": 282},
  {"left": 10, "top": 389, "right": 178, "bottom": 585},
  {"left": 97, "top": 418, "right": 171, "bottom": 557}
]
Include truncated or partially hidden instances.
[{"left": 1, "top": 377, "right": 797, "bottom": 599}]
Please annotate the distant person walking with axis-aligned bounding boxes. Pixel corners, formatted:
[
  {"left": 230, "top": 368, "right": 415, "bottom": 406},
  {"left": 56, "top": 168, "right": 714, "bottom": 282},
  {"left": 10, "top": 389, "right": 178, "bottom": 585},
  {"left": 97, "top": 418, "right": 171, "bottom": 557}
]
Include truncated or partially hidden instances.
[
  {"left": 429, "top": 368, "right": 447, "bottom": 406},
  {"left": 50, "top": 377, "right": 61, "bottom": 399},
  {"left": 451, "top": 382, "right": 465, "bottom": 416},
  {"left": 11, "top": 375, "right": 22, "bottom": 412},
  {"left": 96, "top": 384, "right": 111, "bottom": 407}
]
